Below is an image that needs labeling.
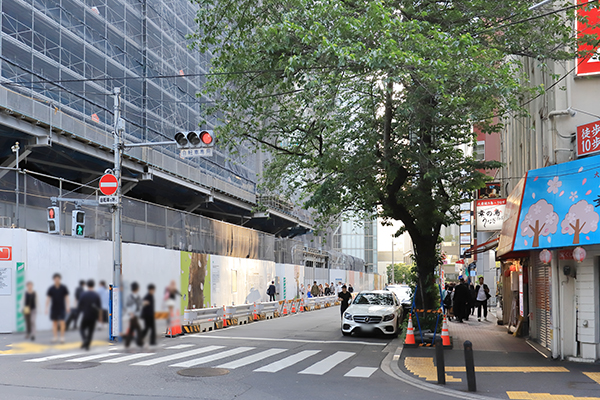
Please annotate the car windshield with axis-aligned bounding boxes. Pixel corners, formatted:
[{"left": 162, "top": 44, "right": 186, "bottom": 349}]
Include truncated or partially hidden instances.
[{"left": 353, "top": 293, "right": 394, "bottom": 306}]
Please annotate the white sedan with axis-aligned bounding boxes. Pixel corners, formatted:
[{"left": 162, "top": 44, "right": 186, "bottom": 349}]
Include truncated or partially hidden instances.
[{"left": 341, "top": 290, "right": 401, "bottom": 337}]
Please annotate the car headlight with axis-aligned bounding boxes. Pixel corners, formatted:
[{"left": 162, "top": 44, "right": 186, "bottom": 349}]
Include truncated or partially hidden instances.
[
  {"left": 344, "top": 312, "right": 353, "bottom": 321},
  {"left": 382, "top": 314, "right": 395, "bottom": 322}
]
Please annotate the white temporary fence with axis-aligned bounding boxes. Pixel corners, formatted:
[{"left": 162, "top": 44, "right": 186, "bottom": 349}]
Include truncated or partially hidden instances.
[
  {"left": 183, "top": 307, "right": 223, "bottom": 332},
  {"left": 182, "top": 295, "right": 341, "bottom": 333}
]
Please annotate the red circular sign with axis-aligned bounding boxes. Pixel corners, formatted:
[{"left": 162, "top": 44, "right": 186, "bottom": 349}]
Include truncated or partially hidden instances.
[{"left": 99, "top": 174, "right": 118, "bottom": 196}]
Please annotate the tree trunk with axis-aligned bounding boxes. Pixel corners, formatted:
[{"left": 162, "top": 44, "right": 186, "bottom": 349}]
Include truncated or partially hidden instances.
[{"left": 412, "top": 235, "right": 439, "bottom": 310}]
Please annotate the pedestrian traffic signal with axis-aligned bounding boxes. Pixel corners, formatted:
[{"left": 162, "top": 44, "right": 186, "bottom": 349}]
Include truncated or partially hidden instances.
[
  {"left": 71, "top": 210, "right": 85, "bottom": 237},
  {"left": 174, "top": 130, "right": 215, "bottom": 148},
  {"left": 47, "top": 206, "right": 60, "bottom": 234}
]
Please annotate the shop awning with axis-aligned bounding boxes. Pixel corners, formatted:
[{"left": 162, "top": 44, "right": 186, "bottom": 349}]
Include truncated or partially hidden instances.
[
  {"left": 463, "top": 234, "right": 500, "bottom": 258},
  {"left": 497, "top": 154, "right": 600, "bottom": 259}
]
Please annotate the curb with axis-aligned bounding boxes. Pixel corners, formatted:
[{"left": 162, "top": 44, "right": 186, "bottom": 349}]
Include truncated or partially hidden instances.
[{"left": 381, "top": 345, "right": 501, "bottom": 400}]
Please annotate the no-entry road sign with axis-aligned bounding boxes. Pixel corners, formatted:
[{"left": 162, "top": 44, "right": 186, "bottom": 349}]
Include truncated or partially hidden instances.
[{"left": 99, "top": 173, "right": 118, "bottom": 196}]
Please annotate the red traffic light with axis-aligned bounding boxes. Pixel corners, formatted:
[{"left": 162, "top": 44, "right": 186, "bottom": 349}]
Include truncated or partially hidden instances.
[
  {"left": 199, "top": 131, "right": 213, "bottom": 145},
  {"left": 48, "top": 208, "right": 55, "bottom": 219}
]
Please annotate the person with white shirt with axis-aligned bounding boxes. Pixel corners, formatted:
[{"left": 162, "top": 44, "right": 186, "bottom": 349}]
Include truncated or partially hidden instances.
[{"left": 475, "top": 276, "right": 490, "bottom": 322}]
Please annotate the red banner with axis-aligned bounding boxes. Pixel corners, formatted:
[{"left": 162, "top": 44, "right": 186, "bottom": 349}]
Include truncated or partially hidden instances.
[{"left": 577, "top": 1, "right": 600, "bottom": 76}]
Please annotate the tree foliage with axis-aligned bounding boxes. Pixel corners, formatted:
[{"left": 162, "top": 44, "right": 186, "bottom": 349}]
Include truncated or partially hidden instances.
[
  {"left": 189, "top": 0, "right": 597, "bottom": 306},
  {"left": 387, "top": 262, "right": 415, "bottom": 285}
]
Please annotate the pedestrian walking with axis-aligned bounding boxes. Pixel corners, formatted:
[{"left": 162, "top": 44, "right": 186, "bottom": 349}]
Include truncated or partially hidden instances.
[
  {"left": 475, "top": 276, "right": 490, "bottom": 321},
  {"left": 124, "top": 282, "right": 143, "bottom": 348},
  {"left": 140, "top": 284, "right": 156, "bottom": 346},
  {"left": 338, "top": 285, "right": 353, "bottom": 318},
  {"left": 469, "top": 283, "right": 476, "bottom": 316},
  {"left": 318, "top": 284, "right": 324, "bottom": 297},
  {"left": 310, "top": 281, "right": 319, "bottom": 298},
  {"left": 65, "top": 280, "right": 85, "bottom": 330},
  {"left": 23, "top": 281, "right": 36, "bottom": 341},
  {"left": 45, "top": 273, "right": 70, "bottom": 343},
  {"left": 164, "top": 280, "right": 180, "bottom": 331},
  {"left": 324, "top": 283, "right": 331, "bottom": 296},
  {"left": 78, "top": 280, "right": 101, "bottom": 350},
  {"left": 96, "top": 280, "right": 110, "bottom": 330},
  {"left": 452, "top": 278, "right": 470, "bottom": 323},
  {"left": 267, "top": 281, "right": 276, "bottom": 301}
]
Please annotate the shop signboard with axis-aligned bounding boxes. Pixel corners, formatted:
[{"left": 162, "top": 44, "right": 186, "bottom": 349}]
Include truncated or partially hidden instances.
[
  {"left": 512, "top": 154, "right": 600, "bottom": 251},
  {"left": 476, "top": 199, "right": 507, "bottom": 231}
]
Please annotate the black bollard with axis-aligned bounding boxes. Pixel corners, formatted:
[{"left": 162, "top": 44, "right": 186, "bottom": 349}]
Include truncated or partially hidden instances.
[
  {"left": 435, "top": 336, "right": 445, "bottom": 384},
  {"left": 464, "top": 340, "right": 476, "bottom": 392}
]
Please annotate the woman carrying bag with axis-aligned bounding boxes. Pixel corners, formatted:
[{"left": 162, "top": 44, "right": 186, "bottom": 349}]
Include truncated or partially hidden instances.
[{"left": 23, "top": 281, "right": 37, "bottom": 341}]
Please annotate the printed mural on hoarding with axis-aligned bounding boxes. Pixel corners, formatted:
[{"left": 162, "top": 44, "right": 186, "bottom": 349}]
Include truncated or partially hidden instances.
[
  {"left": 513, "top": 155, "right": 600, "bottom": 251},
  {"left": 180, "top": 252, "right": 211, "bottom": 313}
]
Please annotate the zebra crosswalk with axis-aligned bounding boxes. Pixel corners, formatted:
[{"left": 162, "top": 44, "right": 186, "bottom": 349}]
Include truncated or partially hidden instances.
[{"left": 22, "top": 344, "right": 380, "bottom": 379}]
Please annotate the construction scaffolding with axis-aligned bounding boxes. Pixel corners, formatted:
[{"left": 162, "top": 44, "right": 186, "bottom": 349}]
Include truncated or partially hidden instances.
[{"left": 0, "top": 0, "right": 256, "bottom": 196}]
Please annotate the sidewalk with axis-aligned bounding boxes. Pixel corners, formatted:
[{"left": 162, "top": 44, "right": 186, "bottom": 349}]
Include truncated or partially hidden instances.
[{"left": 397, "top": 308, "right": 600, "bottom": 400}]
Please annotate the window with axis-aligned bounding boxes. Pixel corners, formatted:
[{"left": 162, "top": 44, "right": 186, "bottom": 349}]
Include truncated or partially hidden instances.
[{"left": 475, "top": 141, "right": 485, "bottom": 161}]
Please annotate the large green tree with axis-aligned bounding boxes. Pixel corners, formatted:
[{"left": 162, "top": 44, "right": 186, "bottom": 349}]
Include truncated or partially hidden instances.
[{"left": 190, "top": 0, "right": 595, "bottom": 307}]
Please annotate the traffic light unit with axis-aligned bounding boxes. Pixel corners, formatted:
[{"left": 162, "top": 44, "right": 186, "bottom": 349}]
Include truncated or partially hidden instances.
[
  {"left": 71, "top": 210, "right": 85, "bottom": 237},
  {"left": 47, "top": 206, "right": 60, "bottom": 234},
  {"left": 174, "top": 130, "right": 215, "bottom": 148}
]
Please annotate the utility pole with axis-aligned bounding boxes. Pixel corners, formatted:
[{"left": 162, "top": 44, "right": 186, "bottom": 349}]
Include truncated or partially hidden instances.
[
  {"left": 391, "top": 236, "right": 395, "bottom": 285},
  {"left": 11, "top": 142, "right": 20, "bottom": 228},
  {"left": 111, "top": 87, "right": 124, "bottom": 341}
]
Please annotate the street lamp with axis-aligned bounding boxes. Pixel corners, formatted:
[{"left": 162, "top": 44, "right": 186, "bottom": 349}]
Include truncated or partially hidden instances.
[{"left": 11, "top": 142, "right": 20, "bottom": 228}]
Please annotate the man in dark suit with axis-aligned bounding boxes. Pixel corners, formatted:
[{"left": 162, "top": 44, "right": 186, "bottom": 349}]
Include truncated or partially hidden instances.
[
  {"left": 78, "top": 280, "right": 101, "bottom": 350},
  {"left": 267, "top": 281, "right": 276, "bottom": 301},
  {"left": 452, "top": 278, "right": 470, "bottom": 323},
  {"left": 140, "top": 284, "right": 156, "bottom": 346}
]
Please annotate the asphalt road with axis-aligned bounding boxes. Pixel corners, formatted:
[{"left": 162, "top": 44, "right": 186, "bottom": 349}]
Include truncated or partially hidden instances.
[{"left": 0, "top": 307, "right": 447, "bottom": 400}]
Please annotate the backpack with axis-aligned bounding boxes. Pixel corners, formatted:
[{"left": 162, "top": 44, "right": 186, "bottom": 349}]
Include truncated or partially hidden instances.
[{"left": 443, "top": 292, "right": 452, "bottom": 307}]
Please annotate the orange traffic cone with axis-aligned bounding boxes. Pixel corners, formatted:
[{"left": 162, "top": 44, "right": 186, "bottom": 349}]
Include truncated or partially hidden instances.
[
  {"left": 167, "top": 309, "right": 182, "bottom": 336},
  {"left": 282, "top": 301, "right": 288, "bottom": 316},
  {"left": 253, "top": 303, "right": 259, "bottom": 321},
  {"left": 291, "top": 300, "right": 297, "bottom": 314},
  {"left": 405, "top": 314, "right": 416, "bottom": 345},
  {"left": 299, "top": 298, "right": 305, "bottom": 312},
  {"left": 222, "top": 306, "right": 228, "bottom": 327},
  {"left": 441, "top": 315, "right": 451, "bottom": 346}
]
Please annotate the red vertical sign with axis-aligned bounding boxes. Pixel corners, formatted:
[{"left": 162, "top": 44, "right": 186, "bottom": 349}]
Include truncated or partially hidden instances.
[{"left": 577, "top": 1, "right": 600, "bottom": 76}]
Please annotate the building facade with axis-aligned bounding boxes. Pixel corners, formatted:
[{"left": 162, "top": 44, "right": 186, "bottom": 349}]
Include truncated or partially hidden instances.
[{"left": 498, "top": 7, "right": 600, "bottom": 361}]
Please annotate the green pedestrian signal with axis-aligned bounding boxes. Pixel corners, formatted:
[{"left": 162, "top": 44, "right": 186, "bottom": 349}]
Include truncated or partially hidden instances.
[{"left": 71, "top": 210, "right": 85, "bottom": 237}]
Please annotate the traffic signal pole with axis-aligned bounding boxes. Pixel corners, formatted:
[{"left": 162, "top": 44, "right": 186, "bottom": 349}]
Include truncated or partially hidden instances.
[{"left": 112, "top": 87, "right": 124, "bottom": 341}]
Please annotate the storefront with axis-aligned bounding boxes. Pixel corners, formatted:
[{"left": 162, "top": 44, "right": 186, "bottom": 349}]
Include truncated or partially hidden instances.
[{"left": 498, "top": 155, "right": 600, "bottom": 361}]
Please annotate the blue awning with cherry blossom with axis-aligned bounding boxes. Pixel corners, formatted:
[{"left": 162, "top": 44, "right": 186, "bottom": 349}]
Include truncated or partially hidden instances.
[{"left": 512, "top": 154, "right": 600, "bottom": 251}]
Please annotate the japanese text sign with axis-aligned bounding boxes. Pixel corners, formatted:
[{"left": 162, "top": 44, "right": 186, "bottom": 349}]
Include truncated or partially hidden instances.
[
  {"left": 476, "top": 199, "right": 507, "bottom": 231},
  {"left": 577, "top": 120, "right": 600, "bottom": 157}
]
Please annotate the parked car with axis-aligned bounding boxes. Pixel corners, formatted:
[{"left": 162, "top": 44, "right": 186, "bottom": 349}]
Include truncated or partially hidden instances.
[
  {"left": 385, "top": 284, "right": 412, "bottom": 319},
  {"left": 341, "top": 290, "right": 402, "bottom": 337}
]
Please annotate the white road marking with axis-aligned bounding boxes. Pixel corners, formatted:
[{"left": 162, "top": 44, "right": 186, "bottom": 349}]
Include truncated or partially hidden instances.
[
  {"left": 254, "top": 350, "right": 321, "bottom": 373},
  {"left": 24, "top": 353, "right": 84, "bottom": 363},
  {"left": 185, "top": 335, "right": 386, "bottom": 346},
  {"left": 216, "top": 348, "right": 287, "bottom": 369},
  {"left": 166, "top": 344, "right": 195, "bottom": 350},
  {"left": 67, "top": 353, "right": 121, "bottom": 362},
  {"left": 170, "top": 347, "right": 255, "bottom": 368},
  {"left": 101, "top": 353, "right": 155, "bottom": 363},
  {"left": 131, "top": 345, "right": 223, "bottom": 366},
  {"left": 344, "top": 366, "right": 378, "bottom": 378},
  {"left": 298, "top": 351, "right": 354, "bottom": 375}
]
